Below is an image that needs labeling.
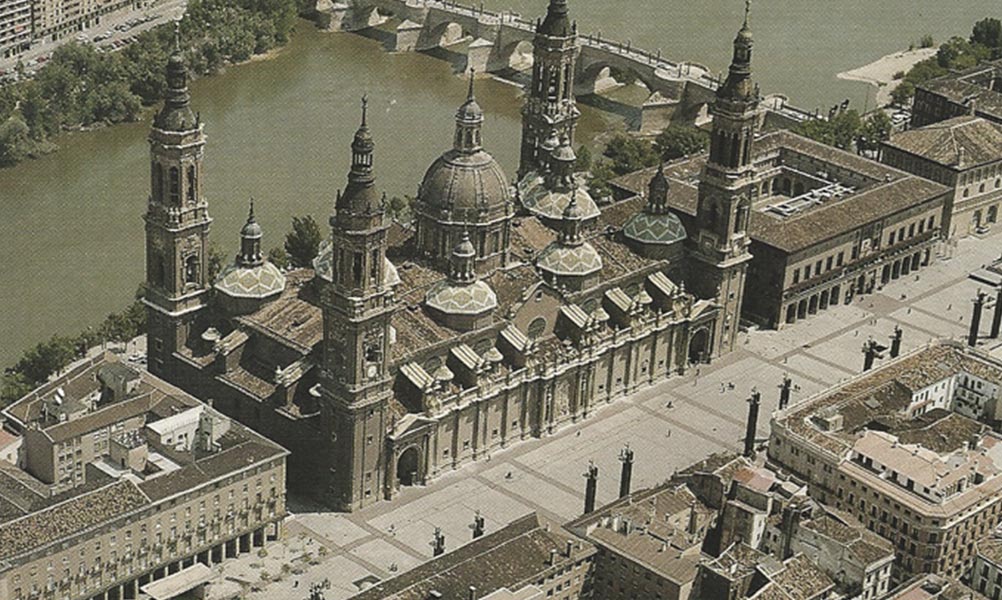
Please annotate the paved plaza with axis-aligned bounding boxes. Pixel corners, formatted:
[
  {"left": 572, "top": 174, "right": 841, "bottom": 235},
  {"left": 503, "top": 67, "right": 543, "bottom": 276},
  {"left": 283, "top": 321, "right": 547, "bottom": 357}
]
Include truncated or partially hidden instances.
[{"left": 206, "top": 230, "right": 1002, "bottom": 600}]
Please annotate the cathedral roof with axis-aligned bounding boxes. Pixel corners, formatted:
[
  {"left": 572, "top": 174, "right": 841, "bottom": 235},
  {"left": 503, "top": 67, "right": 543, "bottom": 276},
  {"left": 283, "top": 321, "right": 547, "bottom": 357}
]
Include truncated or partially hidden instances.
[
  {"left": 519, "top": 175, "right": 600, "bottom": 222},
  {"left": 425, "top": 279, "right": 498, "bottom": 316},
  {"left": 623, "top": 211, "right": 687, "bottom": 246},
  {"left": 418, "top": 150, "right": 512, "bottom": 213},
  {"left": 536, "top": 240, "right": 602, "bottom": 278},
  {"left": 214, "top": 261, "right": 286, "bottom": 300}
]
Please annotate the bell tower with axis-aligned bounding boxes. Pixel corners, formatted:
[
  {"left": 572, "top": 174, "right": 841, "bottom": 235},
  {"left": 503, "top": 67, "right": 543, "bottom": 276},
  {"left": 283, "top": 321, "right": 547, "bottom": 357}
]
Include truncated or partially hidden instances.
[
  {"left": 518, "top": 0, "right": 580, "bottom": 179},
  {"left": 691, "top": 1, "right": 758, "bottom": 358},
  {"left": 318, "top": 98, "right": 397, "bottom": 511},
  {"left": 143, "top": 24, "right": 211, "bottom": 379}
]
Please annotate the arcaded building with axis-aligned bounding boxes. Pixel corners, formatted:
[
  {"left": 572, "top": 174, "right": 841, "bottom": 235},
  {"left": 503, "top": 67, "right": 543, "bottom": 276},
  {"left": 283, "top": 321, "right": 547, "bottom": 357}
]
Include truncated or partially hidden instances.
[
  {"left": 768, "top": 340, "right": 1002, "bottom": 581},
  {"left": 143, "top": 0, "right": 774, "bottom": 512},
  {"left": 610, "top": 125, "right": 949, "bottom": 331},
  {"left": 881, "top": 115, "right": 1002, "bottom": 239},
  {"left": 0, "top": 352, "right": 288, "bottom": 600}
]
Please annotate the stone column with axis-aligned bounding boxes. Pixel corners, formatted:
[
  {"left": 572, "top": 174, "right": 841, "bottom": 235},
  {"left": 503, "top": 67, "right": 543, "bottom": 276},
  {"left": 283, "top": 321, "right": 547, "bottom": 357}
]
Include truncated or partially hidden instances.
[
  {"left": 618, "top": 445, "right": 634, "bottom": 499},
  {"left": 583, "top": 462, "right": 598, "bottom": 514},
  {"left": 744, "top": 390, "right": 761, "bottom": 458},
  {"left": 991, "top": 286, "right": 1002, "bottom": 338},
  {"left": 970, "top": 291, "right": 986, "bottom": 347}
]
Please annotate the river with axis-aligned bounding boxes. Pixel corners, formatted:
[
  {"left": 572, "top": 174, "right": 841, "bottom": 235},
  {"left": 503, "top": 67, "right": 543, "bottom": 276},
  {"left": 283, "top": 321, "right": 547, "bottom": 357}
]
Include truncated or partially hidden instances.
[{"left": 0, "top": 1, "right": 997, "bottom": 367}]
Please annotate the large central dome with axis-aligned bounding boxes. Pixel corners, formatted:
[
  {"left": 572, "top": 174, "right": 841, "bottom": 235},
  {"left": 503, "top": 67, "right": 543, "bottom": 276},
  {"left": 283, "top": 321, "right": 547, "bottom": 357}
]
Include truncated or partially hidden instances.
[
  {"left": 414, "top": 74, "right": 514, "bottom": 275},
  {"left": 419, "top": 149, "right": 512, "bottom": 215}
]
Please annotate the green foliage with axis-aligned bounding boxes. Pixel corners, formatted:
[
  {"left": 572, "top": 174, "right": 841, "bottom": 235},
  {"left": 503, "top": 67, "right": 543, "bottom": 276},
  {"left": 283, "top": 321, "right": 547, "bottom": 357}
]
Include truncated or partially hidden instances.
[
  {"left": 857, "top": 111, "right": 893, "bottom": 154},
  {"left": 387, "top": 195, "right": 414, "bottom": 225},
  {"left": 0, "top": 0, "right": 298, "bottom": 168},
  {"left": 971, "top": 18, "right": 1002, "bottom": 52},
  {"left": 655, "top": 125, "right": 709, "bottom": 161},
  {"left": 919, "top": 34, "right": 935, "bottom": 49},
  {"left": 794, "top": 109, "right": 864, "bottom": 152},
  {"left": 576, "top": 145, "right": 592, "bottom": 172},
  {"left": 891, "top": 17, "right": 1001, "bottom": 106},
  {"left": 208, "top": 243, "right": 226, "bottom": 282},
  {"left": 1, "top": 285, "right": 148, "bottom": 408},
  {"left": 0, "top": 115, "right": 32, "bottom": 166},
  {"left": 602, "top": 134, "right": 659, "bottom": 176},
  {"left": 268, "top": 246, "right": 290, "bottom": 270},
  {"left": 285, "top": 215, "right": 323, "bottom": 268},
  {"left": 587, "top": 159, "right": 617, "bottom": 201}
]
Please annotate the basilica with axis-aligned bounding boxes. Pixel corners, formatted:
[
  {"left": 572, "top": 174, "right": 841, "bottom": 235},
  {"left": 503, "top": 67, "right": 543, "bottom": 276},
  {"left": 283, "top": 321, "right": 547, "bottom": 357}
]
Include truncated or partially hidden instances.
[{"left": 143, "top": 0, "right": 762, "bottom": 511}]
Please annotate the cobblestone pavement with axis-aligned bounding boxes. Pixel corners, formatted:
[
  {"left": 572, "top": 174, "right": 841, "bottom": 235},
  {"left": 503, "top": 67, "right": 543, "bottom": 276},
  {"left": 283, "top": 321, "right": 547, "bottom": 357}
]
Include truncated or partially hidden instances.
[{"left": 210, "top": 230, "right": 1002, "bottom": 599}]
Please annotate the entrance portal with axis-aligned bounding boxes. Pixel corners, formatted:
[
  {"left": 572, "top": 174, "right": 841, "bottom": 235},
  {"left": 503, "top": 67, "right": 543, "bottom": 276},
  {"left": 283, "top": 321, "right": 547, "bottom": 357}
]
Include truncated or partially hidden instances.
[
  {"left": 689, "top": 328, "right": 710, "bottom": 364},
  {"left": 397, "top": 447, "right": 420, "bottom": 487}
]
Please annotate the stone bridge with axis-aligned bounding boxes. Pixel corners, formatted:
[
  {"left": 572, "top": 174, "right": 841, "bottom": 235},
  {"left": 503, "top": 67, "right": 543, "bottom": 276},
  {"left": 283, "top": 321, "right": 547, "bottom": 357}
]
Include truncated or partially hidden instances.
[{"left": 316, "top": 0, "right": 813, "bottom": 129}]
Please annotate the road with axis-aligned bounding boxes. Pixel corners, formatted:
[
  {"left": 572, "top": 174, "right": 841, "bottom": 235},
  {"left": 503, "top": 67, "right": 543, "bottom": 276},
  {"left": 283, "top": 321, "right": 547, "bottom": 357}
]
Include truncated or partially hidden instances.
[{"left": 0, "top": 0, "right": 188, "bottom": 73}]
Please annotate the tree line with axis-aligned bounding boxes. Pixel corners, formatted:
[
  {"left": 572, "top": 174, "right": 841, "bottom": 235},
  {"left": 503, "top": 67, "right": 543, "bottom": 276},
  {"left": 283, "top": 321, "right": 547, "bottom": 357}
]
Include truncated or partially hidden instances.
[
  {"left": 0, "top": 0, "right": 300, "bottom": 167},
  {"left": 890, "top": 17, "right": 1002, "bottom": 106}
]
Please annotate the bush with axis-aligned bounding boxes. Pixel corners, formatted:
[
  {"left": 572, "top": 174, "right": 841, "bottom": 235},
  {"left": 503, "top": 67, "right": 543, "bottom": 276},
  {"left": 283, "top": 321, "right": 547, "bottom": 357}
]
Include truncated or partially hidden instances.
[
  {"left": 284, "top": 215, "right": 323, "bottom": 269},
  {"left": 654, "top": 125, "right": 709, "bottom": 161},
  {"left": 919, "top": 34, "right": 935, "bottom": 48},
  {"left": 602, "top": 134, "right": 659, "bottom": 176}
]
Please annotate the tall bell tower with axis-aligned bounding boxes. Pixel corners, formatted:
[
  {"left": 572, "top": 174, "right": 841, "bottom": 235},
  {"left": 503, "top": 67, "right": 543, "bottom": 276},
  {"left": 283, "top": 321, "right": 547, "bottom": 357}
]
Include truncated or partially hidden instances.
[
  {"left": 318, "top": 98, "right": 396, "bottom": 512},
  {"left": 518, "top": 0, "right": 580, "bottom": 179},
  {"left": 143, "top": 25, "right": 211, "bottom": 380},
  {"left": 691, "top": 1, "right": 758, "bottom": 358}
]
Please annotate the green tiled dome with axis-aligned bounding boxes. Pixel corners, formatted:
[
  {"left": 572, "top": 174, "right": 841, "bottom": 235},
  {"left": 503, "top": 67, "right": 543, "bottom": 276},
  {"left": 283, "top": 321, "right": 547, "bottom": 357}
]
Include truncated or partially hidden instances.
[
  {"left": 214, "top": 262, "right": 286, "bottom": 300},
  {"left": 425, "top": 280, "right": 498, "bottom": 316},
  {"left": 537, "top": 241, "right": 602, "bottom": 277},
  {"left": 623, "top": 211, "right": 687, "bottom": 246},
  {"left": 520, "top": 178, "right": 600, "bottom": 222}
]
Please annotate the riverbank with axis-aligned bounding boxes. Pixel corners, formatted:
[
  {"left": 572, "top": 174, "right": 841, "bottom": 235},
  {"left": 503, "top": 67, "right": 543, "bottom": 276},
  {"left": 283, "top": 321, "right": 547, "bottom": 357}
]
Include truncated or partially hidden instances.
[{"left": 837, "top": 47, "right": 938, "bottom": 107}]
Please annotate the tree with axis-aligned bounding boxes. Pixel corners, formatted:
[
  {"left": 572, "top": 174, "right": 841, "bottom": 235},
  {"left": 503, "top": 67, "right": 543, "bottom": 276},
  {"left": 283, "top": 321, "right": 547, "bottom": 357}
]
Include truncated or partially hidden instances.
[
  {"left": 602, "top": 134, "right": 659, "bottom": 175},
  {"left": 971, "top": 18, "right": 1002, "bottom": 50},
  {"left": 588, "top": 159, "right": 617, "bottom": 202},
  {"left": 1, "top": 371, "right": 32, "bottom": 408},
  {"left": 576, "top": 145, "right": 592, "bottom": 172},
  {"left": 268, "top": 247, "right": 290, "bottom": 270},
  {"left": 919, "top": 34, "right": 935, "bottom": 49},
  {"left": 285, "top": 215, "right": 323, "bottom": 268},
  {"left": 890, "top": 81, "right": 915, "bottom": 107},
  {"left": 387, "top": 195, "right": 414, "bottom": 224},
  {"left": 0, "top": 115, "right": 32, "bottom": 166},
  {"left": 655, "top": 125, "right": 709, "bottom": 161},
  {"left": 15, "top": 336, "right": 77, "bottom": 385},
  {"left": 208, "top": 243, "right": 226, "bottom": 281}
]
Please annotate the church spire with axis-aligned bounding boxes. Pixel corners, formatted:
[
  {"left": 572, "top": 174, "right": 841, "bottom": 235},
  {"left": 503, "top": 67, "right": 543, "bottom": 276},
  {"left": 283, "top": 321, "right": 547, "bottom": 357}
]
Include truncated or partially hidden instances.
[
  {"left": 538, "top": 0, "right": 573, "bottom": 37},
  {"left": 647, "top": 161, "right": 670, "bottom": 215},
  {"left": 718, "top": 0, "right": 756, "bottom": 102},
  {"left": 559, "top": 189, "right": 585, "bottom": 246},
  {"left": 238, "top": 198, "right": 264, "bottom": 267},
  {"left": 154, "top": 21, "right": 197, "bottom": 131},
  {"left": 336, "top": 96, "right": 382, "bottom": 218},
  {"left": 454, "top": 69, "right": 484, "bottom": 154}
]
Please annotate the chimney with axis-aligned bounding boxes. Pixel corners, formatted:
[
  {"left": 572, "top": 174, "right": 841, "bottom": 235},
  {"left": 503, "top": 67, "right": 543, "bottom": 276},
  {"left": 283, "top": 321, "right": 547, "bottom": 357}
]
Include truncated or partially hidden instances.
[
  {"left": 969, "top": 98, "right": 978, "bottom": 116},
  {"left": 566, "top": 540, "right": 574, "bottom": 557},
  {"left": 550, "top": 548, "right": 557, "bottom": 566},
  {"left": 468, "top": 586, "right": 477, "bottom": 600}
]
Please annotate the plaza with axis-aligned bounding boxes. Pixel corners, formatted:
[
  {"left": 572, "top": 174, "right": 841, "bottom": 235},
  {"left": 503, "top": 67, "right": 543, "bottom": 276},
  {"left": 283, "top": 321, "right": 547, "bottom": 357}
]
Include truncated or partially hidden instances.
[{"left": 202, "top": 227, "right": 1002, "bottom": 599}]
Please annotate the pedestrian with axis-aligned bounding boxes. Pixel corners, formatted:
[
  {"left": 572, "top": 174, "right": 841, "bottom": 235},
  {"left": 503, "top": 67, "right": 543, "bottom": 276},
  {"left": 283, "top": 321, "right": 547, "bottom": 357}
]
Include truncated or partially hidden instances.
[
  {"left": 576, "top": 431, "right": 581, "bottom": 437},
  {"left": 948, "top": 304, "right": 952, "bottom": 311}
]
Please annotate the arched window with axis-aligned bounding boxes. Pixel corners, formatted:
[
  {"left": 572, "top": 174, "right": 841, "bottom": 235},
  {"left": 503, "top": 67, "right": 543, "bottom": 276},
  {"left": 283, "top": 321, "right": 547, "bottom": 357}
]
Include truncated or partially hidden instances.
[
  {"left": 153, "top": 255, "right": 166, "bottom": 288},
  {"left": 169, "top": 167, "right": 180, "bottom": 205},
  {"left": 527, "top": 317, "right": 547, "bottom": 339},
  {"left": 184, "top": 254, "right": 199, "bottom": 285},
  {"left": 154, "top": 165, "right": 164, "bottom": 202},
  {"left": 187, "top": 165, "right": 196, "bottom": 203}
]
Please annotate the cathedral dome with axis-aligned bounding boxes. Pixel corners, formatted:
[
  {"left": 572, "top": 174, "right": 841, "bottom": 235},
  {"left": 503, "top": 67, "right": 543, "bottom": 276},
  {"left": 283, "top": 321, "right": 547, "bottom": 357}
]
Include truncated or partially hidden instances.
[
  {"left": 419, "top": 150, "right": 512, "bottom": 214},
  {"left": 536, "top": 241, "right": 602, "bottom": 278},
  {"left": 519, "top": 176, "right": 600, "bottom": 223},
  {"left": 214, "top": 261, "right": 286, "bottom": 300},
  {"left": 425, "top": 279, "right": 498, "bottom": 316},
  {"left": 623, "top": 211, "right": 687, "bottom": 246}
]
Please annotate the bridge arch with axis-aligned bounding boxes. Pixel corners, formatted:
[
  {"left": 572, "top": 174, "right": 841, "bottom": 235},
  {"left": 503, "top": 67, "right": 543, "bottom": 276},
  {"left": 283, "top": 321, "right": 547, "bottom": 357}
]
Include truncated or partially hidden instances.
[
  {"left": 493, "top": 39, "right": 533, "bottom": 71},
  {"left": 424, "top": 20, "right": 468, "bottom": 49},
  {"left": 577, "top": 60, "right": 654, "bottom": 96}
]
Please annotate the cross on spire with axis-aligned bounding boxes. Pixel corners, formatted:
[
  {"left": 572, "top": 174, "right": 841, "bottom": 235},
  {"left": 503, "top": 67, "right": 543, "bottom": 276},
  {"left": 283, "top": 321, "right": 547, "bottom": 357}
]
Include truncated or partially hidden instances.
[
  {"left": 743, "top": 0, "right": 751, "bottom": 27},
  {"left": 360, "top": 94, "right": 368, "bottom": 127},
  {"left": 173, "top": 20, "right": 181, "bottom": 53},
  {"left": 467, "top": 68, "right": 476, "bottom": 101},
  {"left": 248, "top": 197, "right": 255, "bottom": 222}
]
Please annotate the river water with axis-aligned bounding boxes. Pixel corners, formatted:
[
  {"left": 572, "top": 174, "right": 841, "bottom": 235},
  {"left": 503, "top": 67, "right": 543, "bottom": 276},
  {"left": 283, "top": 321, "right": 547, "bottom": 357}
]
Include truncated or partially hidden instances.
[{"left": 0, "top": 1, "right": 997, "bottom": 366}]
